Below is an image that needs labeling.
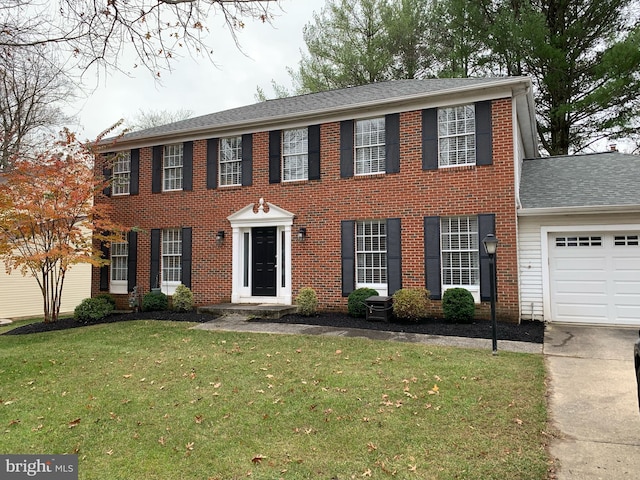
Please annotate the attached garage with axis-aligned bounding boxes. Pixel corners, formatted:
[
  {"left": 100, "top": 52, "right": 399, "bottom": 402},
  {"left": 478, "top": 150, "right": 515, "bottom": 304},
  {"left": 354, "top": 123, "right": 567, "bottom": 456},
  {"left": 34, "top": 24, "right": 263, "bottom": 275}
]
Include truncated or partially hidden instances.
[
  {"left": 518, "top": 152, "right": 640, "bottom": 326},
  {"left": 548, "top": 231, "right": 640, "bottom": 325}
]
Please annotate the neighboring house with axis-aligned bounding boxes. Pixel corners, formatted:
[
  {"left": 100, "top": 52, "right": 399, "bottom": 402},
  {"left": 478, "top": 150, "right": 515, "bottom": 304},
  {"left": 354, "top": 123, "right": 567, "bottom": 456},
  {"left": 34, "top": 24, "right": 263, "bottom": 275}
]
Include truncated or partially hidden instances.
[
  {"left": 93, "top": 77, "right": 540, "bottom": 323},
  {"left": 0, "top": 264, "right": 91, "bottom": 319},
  {"left": 519, "top": 152, "right": 640, "bottom": 326}
]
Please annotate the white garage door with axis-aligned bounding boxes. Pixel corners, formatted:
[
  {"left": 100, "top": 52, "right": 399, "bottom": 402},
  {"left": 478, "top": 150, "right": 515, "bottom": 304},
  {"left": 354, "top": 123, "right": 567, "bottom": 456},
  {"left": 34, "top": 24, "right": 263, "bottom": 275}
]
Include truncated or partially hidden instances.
[{"left": 549, "top": 232, "right": 640, "bottom": 325}]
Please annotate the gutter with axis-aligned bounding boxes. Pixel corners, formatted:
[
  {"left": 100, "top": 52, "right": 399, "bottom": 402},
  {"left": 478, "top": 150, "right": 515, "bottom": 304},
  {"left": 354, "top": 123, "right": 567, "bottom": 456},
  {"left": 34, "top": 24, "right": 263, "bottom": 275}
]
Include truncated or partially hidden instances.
[{"left": 518, "top": 204, "right": 640, "bottom": 216}]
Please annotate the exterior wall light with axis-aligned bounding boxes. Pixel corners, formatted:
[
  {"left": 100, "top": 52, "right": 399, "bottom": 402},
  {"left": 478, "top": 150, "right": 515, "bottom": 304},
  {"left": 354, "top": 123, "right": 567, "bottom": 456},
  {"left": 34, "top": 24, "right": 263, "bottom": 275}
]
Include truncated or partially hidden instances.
[
  {"left": 298, "top": 227, "right": 307, "bottom": 241},
  {"left": 216, "top": 230, "right": 225, "bottom": 243}
]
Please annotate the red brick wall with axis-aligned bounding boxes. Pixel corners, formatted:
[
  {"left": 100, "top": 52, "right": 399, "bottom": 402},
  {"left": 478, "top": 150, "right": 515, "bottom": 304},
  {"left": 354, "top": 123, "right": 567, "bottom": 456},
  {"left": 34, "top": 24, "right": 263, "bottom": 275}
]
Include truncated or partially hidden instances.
[{"left": 93, "top": 98, "right": 520, "bottom": 321}]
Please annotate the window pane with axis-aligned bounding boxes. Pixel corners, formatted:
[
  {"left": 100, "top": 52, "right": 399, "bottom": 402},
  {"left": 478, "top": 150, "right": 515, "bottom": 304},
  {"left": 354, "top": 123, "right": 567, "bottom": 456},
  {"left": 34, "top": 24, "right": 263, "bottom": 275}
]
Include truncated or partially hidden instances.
[
  {"left": 163, "top": 144, "right": 183, "bottom": 191},
  {"left": 355, "top": 118, "right": 386, "bottom": 175},
  {"left": 441, "top": 216, "right": 479, "bottom": 286},
  {"left": 112, "top": 151, "right": 131, "bottom": 195},
  {"left": 162, "top": 229, "right": 182, "bottom": 283},
  {"left": 283, "top": 128, "right": 308, "bottom": 181},
  {"left": 356, "top": 220, "right": 387, "bottom": 285},
  {"left": 438, "top": 105, "right": 476, "bottom": 167},
  {"left": 220, "top": 137, "right": 242, "bottom": 186},
  {"left": 110, "top": 242, "right": 128, "bottom": 282}
]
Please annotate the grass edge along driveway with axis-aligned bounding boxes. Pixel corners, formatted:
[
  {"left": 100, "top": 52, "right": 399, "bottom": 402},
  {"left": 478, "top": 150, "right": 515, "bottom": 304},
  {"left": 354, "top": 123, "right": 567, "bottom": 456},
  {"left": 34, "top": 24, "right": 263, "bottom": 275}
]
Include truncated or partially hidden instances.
[{"left": 0, "top": 320, "right": 550, "bottom": 479}]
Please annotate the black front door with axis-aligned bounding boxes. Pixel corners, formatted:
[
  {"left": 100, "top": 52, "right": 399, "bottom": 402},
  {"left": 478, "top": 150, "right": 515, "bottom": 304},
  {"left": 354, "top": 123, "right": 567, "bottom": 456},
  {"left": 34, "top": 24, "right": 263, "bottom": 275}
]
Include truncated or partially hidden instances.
[{"left": 252, "top": 226, "right": 277, "bottom": 296}]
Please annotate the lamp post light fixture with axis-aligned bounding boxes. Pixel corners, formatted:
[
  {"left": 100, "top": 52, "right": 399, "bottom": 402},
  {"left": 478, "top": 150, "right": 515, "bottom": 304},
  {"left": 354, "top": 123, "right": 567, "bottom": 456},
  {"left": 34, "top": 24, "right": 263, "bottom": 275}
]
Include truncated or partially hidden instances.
[{"left": 482, "top": 233, "right": 499, "bottom": 355}]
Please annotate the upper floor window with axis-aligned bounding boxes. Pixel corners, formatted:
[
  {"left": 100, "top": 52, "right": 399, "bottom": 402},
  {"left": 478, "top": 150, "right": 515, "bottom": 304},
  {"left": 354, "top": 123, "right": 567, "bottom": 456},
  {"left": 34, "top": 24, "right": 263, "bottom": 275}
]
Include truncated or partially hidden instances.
[
  {"left": 356, "top": 220, "right": 387, "bottom": 294},
  {"left": 220, "top": 136, "right": 242, "bottom": 186},
  {"left": 110, "top": 241, "right": 128, "bottom": 294},
  {"left": 112, "top": 152, "right": 130, "bottom": 196},
  {"left": 163, "top": 144, "right": 183, "bottom": 191},
  {"left": 438, "top": 104, "right": 476, "bottom": 167},
  {"left": 441, "top": 216, "right": 479, "bottom": 292},
  {"left": 282, "top": 128, "right": 308, "bottom": 181},
  {"left": 162, "top": 228, "right": 182, "bottom": 285},
  {"left": 355, "top": 118, "right": 385, "bottom": 175}
]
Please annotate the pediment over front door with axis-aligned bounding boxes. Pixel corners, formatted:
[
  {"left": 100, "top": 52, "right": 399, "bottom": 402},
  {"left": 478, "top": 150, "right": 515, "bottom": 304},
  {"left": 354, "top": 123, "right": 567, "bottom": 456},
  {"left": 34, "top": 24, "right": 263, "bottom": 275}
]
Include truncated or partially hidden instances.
[{"left": 227, "top": 198, "right": 295, "bottom": 227}]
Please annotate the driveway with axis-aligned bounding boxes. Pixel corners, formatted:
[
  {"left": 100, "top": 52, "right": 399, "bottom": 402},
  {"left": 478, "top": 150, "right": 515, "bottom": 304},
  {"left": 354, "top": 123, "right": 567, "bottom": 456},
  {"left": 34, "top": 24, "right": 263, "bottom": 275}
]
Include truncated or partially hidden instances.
[{"left": 545, "top": 324, "right": 640, "bottom": 479}]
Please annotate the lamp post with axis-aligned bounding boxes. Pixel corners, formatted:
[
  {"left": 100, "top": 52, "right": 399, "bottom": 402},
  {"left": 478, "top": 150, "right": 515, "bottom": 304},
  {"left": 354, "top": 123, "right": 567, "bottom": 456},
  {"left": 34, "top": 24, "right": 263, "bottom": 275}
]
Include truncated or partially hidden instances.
[{"left": 482, "top": 234, "right": 499, "bottom": 355}]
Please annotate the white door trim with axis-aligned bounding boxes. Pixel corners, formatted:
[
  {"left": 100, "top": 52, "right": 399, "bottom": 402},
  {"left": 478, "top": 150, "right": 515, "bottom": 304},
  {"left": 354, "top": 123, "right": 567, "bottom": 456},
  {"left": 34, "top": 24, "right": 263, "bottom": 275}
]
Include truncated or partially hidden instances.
[
  {"left": 228, "top": 199, "right": 295, "bottom": 305},
  {"left": 541, "top": 223, "right": 640, "bottom": 321}
]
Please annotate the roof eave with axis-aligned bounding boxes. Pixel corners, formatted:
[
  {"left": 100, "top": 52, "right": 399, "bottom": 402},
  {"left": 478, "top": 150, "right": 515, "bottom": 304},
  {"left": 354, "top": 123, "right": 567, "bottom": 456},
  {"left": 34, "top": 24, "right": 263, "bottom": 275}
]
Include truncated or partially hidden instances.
[{"left": 100, "top": 77, "right": 533, "bottom": 151}]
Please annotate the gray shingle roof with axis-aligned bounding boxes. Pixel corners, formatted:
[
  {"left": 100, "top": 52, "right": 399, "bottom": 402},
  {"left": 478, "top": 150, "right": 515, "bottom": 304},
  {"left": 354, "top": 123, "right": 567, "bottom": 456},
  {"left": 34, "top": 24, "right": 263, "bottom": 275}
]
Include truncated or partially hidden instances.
[
  {"left": 519, "top": 152, "right": 640, "bottom": 210},
  {"left": 116, "top": 77, "right": 525, "bottom": 144}
]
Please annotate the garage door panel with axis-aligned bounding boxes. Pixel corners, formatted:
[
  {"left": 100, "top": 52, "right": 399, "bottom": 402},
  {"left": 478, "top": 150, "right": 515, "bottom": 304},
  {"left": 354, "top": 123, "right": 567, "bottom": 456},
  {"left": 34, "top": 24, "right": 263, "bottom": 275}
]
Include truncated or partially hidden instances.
[{"left": 549, "top": 232, "right": 640, "bottom": 326}]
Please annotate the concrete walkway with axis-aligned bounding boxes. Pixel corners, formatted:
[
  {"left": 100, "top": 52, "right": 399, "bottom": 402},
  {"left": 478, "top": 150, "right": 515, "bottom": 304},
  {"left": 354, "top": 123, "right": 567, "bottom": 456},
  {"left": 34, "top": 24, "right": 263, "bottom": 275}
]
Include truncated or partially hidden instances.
[
  {"left": 192, "top": 313, "right": 542, "bottom": 354},
  {"left": 545, "top": 324, "right": 640, "bottom": 479}
]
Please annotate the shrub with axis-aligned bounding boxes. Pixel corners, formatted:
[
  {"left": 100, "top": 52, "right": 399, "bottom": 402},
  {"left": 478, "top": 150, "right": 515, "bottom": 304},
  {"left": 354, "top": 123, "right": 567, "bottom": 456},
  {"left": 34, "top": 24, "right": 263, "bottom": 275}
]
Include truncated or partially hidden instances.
[
  {"left": 172, "top": 284, "right": 194, "bottom": 312},
  {"left": 94, "top": 293, "right": 116, "bottom": 308},
  {"left": 442, "top": 288, "right": 475, "bottom": 323},
  {"left": 74, "top": 297, "right": 114, "bottom": 322},
  {"left": 392, "top": 288, "right": 430, "bottom": 322},
  {"left": 296, "top": 287, "right": 318, "bottom": 316},
  {"left": 142, "top": 290, "right": 168, "bottom": 312},
  {"left": 347, "top": 287, "right": 379, "bottom": 317}
]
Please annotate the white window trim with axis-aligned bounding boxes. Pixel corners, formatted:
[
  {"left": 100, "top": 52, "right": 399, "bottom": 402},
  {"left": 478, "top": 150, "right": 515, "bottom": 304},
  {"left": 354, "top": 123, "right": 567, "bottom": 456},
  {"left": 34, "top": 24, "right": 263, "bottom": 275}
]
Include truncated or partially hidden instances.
[
  {"left": 438, "top": 104, "right": 476, "bottom": 168},
  {"left": 355, "top": 220, "right": 388, "bottom": 296},
  {"left": 110, "top": 241, "right": 128, "bottom": 294},
  {"left": 219, "top": 136, "right": 242, "bottom": 187},
  {"left": 163, "top": 144, "right": 184, "bottom": 192},
  {"left": 161, "top": 229, "right": 181, "bottom": 295},
  {"left": 112, "top": 152, "right": 131, "bottom": 196},
  {"left": 354, "top": 117, "right": 386, "bottom": 176},
  {"left": 441, "top": 216, "right": 480, "bottom": 303},
  {"left": 282, "top": 128, "right": 309, "bottom": 182}
]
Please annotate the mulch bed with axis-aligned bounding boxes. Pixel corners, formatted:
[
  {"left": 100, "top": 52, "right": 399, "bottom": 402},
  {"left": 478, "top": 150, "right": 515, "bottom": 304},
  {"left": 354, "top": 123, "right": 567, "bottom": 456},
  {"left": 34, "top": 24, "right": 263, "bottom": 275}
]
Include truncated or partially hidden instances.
[{"left": 4, "top": 310, "right": 545, "bottom": 344}]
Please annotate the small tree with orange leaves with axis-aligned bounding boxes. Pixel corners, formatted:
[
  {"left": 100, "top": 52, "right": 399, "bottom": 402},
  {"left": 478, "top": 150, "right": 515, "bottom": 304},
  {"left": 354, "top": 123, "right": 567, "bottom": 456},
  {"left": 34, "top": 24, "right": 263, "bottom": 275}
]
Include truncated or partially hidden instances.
[{"left": 0, "top": 129, "right": 127, "bottom": 322}]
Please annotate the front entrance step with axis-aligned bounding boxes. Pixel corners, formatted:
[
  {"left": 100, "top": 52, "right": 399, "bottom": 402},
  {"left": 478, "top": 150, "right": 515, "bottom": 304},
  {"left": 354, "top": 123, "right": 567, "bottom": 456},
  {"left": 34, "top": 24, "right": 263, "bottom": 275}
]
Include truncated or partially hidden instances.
[{"left": 198, "top": 303, "right": 297, "bottom": 319}]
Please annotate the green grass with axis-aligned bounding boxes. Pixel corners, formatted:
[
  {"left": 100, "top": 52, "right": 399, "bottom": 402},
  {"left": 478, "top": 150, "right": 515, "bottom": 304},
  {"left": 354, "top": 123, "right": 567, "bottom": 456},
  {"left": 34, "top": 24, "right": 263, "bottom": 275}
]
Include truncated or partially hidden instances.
[{"left": 0, "top": 320, "right": 549, "bottom": 479}]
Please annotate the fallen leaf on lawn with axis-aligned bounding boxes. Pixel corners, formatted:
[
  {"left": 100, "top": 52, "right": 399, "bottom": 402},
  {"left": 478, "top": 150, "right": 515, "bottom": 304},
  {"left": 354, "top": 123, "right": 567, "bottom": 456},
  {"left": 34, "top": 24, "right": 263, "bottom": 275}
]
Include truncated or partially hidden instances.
[
  {"left": 123, "top": 374, "right": 132, "bottom": 379},
  {"left": 8, "top": 419, "right": 20, "bottom": 426},
  {"left": 428, "top": 384, "right": 439, "bottom": 395},
  {"left": 68, "top": 418, "right": 81, "bottom": 428},
  {"left": 106, "top": 449, "right": 113, "bottom": 456},
  {"left": 362, "top": 468, "right": 372, "bottom": 477},
  {"left": 251, "top": 454, "right": 265, "bottom": 464},
  {"left": 514, "top": 418, "right": 523, "bottom": 425},
  {"left": 367, "top": 442, "right": 377, "bottom": 452},
  {"left": 195, "top": 415, "right": 203, "bottom": 424},
  {"left": 158, "top": 436, "right": 166, "bottom": 446},
  {"left": 186, "top": 442, "right": 194, "bottom": 451},
  {"left": 335, "top": 349, "right": 342, "bottom": 355}
]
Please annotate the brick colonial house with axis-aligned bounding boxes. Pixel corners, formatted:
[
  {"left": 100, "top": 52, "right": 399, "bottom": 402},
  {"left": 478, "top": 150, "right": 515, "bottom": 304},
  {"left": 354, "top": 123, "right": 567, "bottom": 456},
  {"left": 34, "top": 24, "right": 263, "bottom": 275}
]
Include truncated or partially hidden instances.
[{"left": 94, "top": 77, "right": 538, "bottom": 322}]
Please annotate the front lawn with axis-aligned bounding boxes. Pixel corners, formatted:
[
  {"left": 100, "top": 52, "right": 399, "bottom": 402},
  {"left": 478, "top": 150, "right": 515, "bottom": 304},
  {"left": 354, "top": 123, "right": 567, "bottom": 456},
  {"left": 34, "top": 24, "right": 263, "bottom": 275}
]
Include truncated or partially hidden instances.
[{"left": 0, "top": 320, "right": 549, "bottom": 479}]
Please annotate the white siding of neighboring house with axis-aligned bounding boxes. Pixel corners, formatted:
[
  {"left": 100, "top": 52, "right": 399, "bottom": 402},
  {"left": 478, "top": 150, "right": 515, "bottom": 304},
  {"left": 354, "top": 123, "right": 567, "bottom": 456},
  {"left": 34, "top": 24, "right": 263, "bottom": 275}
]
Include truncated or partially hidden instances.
[
  {"left": 517, "top": 212, "right": 640, "bottom": 321},
  {"left": 0, "top": 262, "right": 91, "bottom": 319}
]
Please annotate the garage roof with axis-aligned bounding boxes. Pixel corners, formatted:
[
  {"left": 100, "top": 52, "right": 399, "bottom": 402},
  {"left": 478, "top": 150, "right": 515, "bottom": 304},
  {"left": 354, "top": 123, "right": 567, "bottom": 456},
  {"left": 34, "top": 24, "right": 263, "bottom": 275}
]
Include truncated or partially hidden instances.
[{"left": 519, "top": 152, "right": 640, "bottom": 212}]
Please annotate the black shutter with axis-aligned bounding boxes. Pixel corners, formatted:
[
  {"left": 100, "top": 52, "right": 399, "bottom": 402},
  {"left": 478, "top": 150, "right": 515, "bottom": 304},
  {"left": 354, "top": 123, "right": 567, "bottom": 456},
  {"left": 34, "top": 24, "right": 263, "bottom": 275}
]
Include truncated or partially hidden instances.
[
  {"left": 475, "top": 100, "right": 493, "bottom": 166},
  {"left": 206, "top": 138, "right": 218, "bottom": 189},
  {"left": 152, "top": 146, "right": 163, "bottom": 193},
  {"left": 386, "top": 218, "right": 402, "bottom": 295},
  {"left": 102, "top": 166, "right": 112, "bottom": 197},
  {"left": 308, "top": 124, "right": 321, "bottom": 180},
  {"left": 478, "top": 213, "right": 496, "bottom": 301},
  {"left": 150, "top": 229, "right": 161, "bottom": 289},
  {"left": 181, "top": 227, "right": 192, "bottom": 289},
  {"left": 340, "top": 120, "right": 354, "bottom": 178},
  {"left": 130, "top": 149, "right": 140, "bottom": 195},
  {"left": 341, "top": 220, "right": 355, "bottom": 296},
  {"left": 99, "top": 242, "right": 110, "bottom": 291},
  {"left": 422, "top": 108, "right": 438, "bottom": 170},
  {"left": 269, "top": 130, "right": 281, "bottom": 184},
  {"left": 385, "top": 113, "right": 400, "bottom": 174},
  {"left": 182, "top": 141, "right": 193, "bottom": 191},
  {"left": 424, "top": 216, "right": 441, "bottom": 299},
  {"left": 241, "top": 133, "right": 253, "bottom": 186},
  {"left": 127, "top": 230, "right": 138, "bottom": 292}
]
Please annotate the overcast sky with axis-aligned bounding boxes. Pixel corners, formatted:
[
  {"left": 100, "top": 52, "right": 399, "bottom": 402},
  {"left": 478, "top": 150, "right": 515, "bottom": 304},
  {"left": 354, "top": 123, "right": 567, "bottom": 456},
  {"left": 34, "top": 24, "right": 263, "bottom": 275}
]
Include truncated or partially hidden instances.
[{"left": 69, "top": 0, "right": 326, "bottom": 140}]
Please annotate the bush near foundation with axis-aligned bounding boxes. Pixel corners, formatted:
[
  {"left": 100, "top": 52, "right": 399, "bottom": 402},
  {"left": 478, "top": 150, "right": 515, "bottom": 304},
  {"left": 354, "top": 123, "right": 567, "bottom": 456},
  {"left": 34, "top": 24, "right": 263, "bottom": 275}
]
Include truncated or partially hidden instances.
[
  {"left": 392, "top": 288, "right": 430, "bottom": 322},
  {"left": 296, "top": 287, "right": 318, "bottom": 316},
  {"left": 442, "top": 288, "right": 475, "bottom": 323},
  {"left": 347, "top": 288, "right": 379, "bottom": 317}
]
